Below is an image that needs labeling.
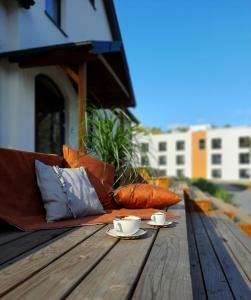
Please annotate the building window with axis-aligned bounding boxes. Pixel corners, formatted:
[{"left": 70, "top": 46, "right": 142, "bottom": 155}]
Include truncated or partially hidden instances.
[
  {"left": 158, "top": 142, "right": 167, "bottom": 152},
  {"left": 212, "top": 169, "right": 222, "bottom": 179},
  {"left": 239, "top": 137, "right": 251, "bottom": 148},
  {"left": 176, "top": 169, "right": 185, "bottom": 178},
  {"left": 140, "top": 143, "right": 149, "bottom": 153},
  {"left": 239, "top": 169, "right": 251, "bottom": 179},
  {"left": 141, "top": 155, "right": 149, "bottom": 166},
  {"left": 158, "top": 156, "right": 167, "bottom": 166},
  {"left": 176, "top": 155, "right": 185, "bottom": 165},
  {"left": 158, "top": 169, "right": 167, "bottom": 176},
  {"left": 45, "top": 0, "right": 61, "bottom": 27},
  {"left": 199, "top": 139, "right": 206, "bottom": 149},
  {"left": 176, "top": 141, "right": 185, "bottom": 151},
  {"left": 239, "top": 153, "right": 250, "bottom": 164},
  {"left": 212, "top": 154, "right": 222, "bottom": 165},
  {"left": 211, "top": 138, "right": 222, "bottom": 149}
]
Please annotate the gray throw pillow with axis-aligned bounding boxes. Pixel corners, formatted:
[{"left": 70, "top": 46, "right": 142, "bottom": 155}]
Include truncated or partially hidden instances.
[{"left": 35, "top": 160, "right": 105, "bottom": 222}]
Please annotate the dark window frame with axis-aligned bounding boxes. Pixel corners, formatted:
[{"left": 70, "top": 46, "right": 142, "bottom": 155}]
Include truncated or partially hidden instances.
[
  {"left": 158, "top": 155, "right": 167, "bottom": 166},
  {"left": 239, "top": 169, "right": 251, "bottom": 179},
  {"left": 158, "top": 141, "right": 167, "bottom": 152},
  {"left": 199, "top": 139, "right": 206, "bottom": 150},
  {"left": 176, "top": 169, "right": 185, "bottom": 178},
  {"left": 239, "top": 153, "right": 250, "bottom": 164},
  {"left": 176, "top": 155, "right": 185, "bottom": 165},
  {"left": 212, "top": 154, "right": 222, "bottom": 165},
  {"left": 211, "top": 138, "right": 222, "bottom": 149},
  {"left": 141, "top": 155, "right": 149, "bottom": 166},
  {"left": 239, "top": 137, "right": 251, "bottom": 148},
  {"left": 176, "top": 141, "right": 185, "bottom": 151},
  {"left": 45, "top": 0, "right": 68, "bottom": 37},
  {"left": 140, "top": 143, "right": 149, "bottom": 153},
  {"left": 211, "top": 169, "right": 222, "bottom": 179}
]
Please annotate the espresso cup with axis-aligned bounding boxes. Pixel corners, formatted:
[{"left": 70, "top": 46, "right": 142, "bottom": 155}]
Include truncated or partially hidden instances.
[
  {"left": 113, "top": 216, "right": 141, "bottom": 236},
  {"left": 151, "top": 212, "right": 166, "bottom": 225}
]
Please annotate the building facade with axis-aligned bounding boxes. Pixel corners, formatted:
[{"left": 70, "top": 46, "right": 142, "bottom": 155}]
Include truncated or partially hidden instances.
[
  {"left": 136, "top": 125, "right": 251, "bottom": 181},
  {"left": 0, "top": 0, "right": 135, "bottom": 153}
]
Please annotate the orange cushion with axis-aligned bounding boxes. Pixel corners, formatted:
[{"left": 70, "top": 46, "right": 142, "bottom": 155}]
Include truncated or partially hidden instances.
[
  {"left": 0, "top": 147, "right": 64, "bottom": 229},
  {"left": 113, "top": 184, "right": 182, "bottom": 209},
  {"left": 63, "top": 145, "right": 117, "bottom": 209}
]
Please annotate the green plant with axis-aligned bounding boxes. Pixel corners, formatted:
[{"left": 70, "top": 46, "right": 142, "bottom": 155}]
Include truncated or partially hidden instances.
[
  {"left": 84, "top": 107, "right": 139, "bottom": 187},
  {"left": 191, "top": 178, "right": 233, "bottom": 204}
]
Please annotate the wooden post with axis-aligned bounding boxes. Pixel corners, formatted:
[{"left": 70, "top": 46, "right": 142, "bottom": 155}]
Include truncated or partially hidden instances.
[{"left": 78, "top": 61, "right": 87, "bottom": 151}]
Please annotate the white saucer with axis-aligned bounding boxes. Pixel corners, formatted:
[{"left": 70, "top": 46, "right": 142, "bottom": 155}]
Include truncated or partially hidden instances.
[
  {"left": 147, "top": 221, "right": 173, "bottom": 227},
  {"left": 106, "top": 228, "right": 147, "bottom": 239}
]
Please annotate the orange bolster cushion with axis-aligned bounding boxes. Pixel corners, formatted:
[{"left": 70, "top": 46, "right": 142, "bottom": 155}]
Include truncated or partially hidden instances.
[
  {"left": 113, "top": 183, "right": 182, "bottom": 209},
  {"left": 63, "top": 145, "right": 118, "bottom": 209}
]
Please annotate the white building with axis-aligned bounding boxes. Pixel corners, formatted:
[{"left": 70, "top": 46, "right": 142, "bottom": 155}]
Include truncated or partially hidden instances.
[
  {"left": 136, "top": 125, "right": 251, "bottom": 182},
  {"left": 0, "top": 0, "right": 136, "bottom": 154}
]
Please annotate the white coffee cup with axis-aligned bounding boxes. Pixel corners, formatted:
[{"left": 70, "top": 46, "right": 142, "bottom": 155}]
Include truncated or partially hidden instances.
[
  {"left": 113, "top": 215, "right": 141, "bottom": 236},
  {"left": 151, "top": 212, "right": 166, "bottom": 225}
]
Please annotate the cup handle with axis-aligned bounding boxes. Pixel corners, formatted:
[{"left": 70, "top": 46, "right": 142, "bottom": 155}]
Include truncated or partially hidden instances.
[{"left": 115, "top": 222, "right": 122, "bottom": 233}]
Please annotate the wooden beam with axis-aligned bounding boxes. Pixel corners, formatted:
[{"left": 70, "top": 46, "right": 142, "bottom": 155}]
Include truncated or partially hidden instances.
[
  {"left": 61, "top": 65, "right": 79, "bottom": 85},
  {"left": 78, "top": 61, "right": 87, "bottom": 151},
  {"left": 97, "top": 54, "right": 130, "bottom": 98}
]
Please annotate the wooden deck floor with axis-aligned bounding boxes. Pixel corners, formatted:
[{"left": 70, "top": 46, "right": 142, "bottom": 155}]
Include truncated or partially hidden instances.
[{"left": 0, "top": 200, "right": 250, "bottom": 300}]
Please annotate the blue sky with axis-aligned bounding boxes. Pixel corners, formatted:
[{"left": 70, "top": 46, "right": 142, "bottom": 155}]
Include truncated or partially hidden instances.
[{"left": 114, "top": 0, "right": 251, "bottom": 130}]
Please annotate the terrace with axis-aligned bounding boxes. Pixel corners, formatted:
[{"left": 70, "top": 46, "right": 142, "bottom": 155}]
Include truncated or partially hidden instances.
[{"left": 0, "top": 182, "right": 250, "bottom": 299}]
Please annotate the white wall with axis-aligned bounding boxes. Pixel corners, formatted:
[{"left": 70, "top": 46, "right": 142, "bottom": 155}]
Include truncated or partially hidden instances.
[
  {"left": 0, "top": 59, "right": 78, "bottom": 151},
  {"left": 0, "top": 0, "right": 113, "bottom": 53},
  {"left": 207, "top": 127, "right": 251, "bottom": 181}
]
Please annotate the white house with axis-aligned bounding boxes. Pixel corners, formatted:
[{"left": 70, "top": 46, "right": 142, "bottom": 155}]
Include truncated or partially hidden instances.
[
  {"left": 0, "top": 0, "right": 136, "bottom": 154},
  {"left": 136, "top": 125, "right": 251, "bottom": 182}
]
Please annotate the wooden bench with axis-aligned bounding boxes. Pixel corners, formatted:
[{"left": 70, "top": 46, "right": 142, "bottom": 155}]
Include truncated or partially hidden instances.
[{"left": 0, "top": 194, "right": 250, "bottom": 299}]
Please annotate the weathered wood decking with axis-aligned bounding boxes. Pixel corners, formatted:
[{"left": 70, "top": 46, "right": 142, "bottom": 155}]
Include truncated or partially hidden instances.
[{"left": 0, "top": 198, "right": 250, "bottom": 299}]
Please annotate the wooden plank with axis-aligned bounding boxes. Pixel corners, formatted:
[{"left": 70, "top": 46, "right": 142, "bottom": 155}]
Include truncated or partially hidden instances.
[
  {"left": 66, "top": 225, "right": 158, "bottom": 300},
  {"left": 78, "top": 61, "right": 87, "bottom": 151},
  {"left": 0, "top": 231, "right": 31, "bottom": 246},
  {"left": 0, "top": 225, "right": 103, "bottom": 297},
  {"left": 190, "top": 212, "right": 234, "bottom": 299},
  {"left": 2, "top": 226, "right": 117, "bottom": 300},
  {"left": 0, "top": 228, "right": 69, "bottom": 267},
  {"left": 200, "top": 213, "right": 251, "bottom": 299},
  {"left": 132, "top": 201, "right": 193, "bottom": 300},
  {"left": 209, "top": 196, "right": 251, "bottom": 224},
  {"left": 208, "top": 214, "right": 251, "bottom": 282},
  {"left": 219, "top": 214, "right": 251, "bottom": 253},
  {"left": 186, "top": 212, "right": 207, "bottom": 300}
]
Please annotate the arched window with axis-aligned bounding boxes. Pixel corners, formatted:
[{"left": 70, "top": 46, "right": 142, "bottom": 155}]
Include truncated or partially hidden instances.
[{"left": 35, "top": 75, "right": 65, "bottom": 154}]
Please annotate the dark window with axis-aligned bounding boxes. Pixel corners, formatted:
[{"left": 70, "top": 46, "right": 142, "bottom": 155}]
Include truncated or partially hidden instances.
[
  {"left": 212, "top": 169, "right": 222, "bottom": 179},
  {"left": 140, "top": 143, "right": 149, "bottom": 153},
  {"left": 199, "top": 139, "right": 206, "bottom": 149},
  {"left": 158, "top": 156, "right": 167, "bottom": 165},
  {"left": 211, "top": 138, "right": 222, "bottom": 149},
  {"left": 176, "top": 155, "right": 185, "bottom": 165},
  {"left": 239, "top": 137, "right": 251, "bottom": 148},
  {"left": 158, "top": 142, "right": 167, "bottom": 152},
  {"left": 176, "top": 169, "right": 185, "bottom": 177},
  {"left": 212, "top": 154, "right": 222, "bottom": 165},
  {"left": 158, "top": 169, "right": 166, "bottom": 176},
  {"left": 35, "top": 75, "right": 65, "bottom": 155},
  {"left": 46, "top": 0, "right": 61, "bottom": 26},
  {"left": 239, "top": 153, "right": 250, "bottom": 164},
  {"left": 176, "top": 141, "right": 185, "bottom": 151},
  {"left": 141, "top": 155, "right": 149, "bottom": 166},
  {"left": 239, "top": 169, "right": 251, "bottom": 179}
]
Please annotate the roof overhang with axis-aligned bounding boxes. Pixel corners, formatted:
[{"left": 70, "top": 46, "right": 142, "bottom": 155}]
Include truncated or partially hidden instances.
[{"left": 0, "top": 41, "right": 136, "bottom": 108}]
